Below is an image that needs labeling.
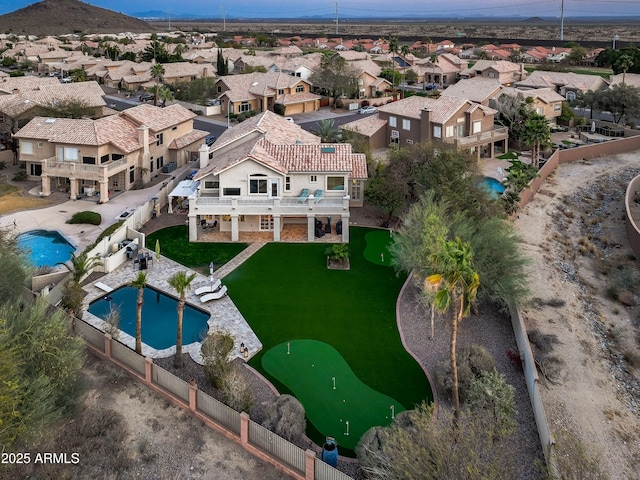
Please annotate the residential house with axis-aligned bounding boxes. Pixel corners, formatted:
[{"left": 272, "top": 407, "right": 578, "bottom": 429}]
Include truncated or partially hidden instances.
[
  {"left": 546, "top": 47, "right": 572, "bottom": 63},
  {"left": 414, "top": 53, "right": 468, "bottom": 88},
  {"left": 441, "top": 78, "right": 503, "bottom": 105},
  {"left": 216, "top": 71, "right": 320, "bottom": 116},
  {"left": 268, "top": 53, "right": 322, "bottom": 82},
  {"left": 609, "top": 72, "right": 640, "bottom": 89},
  {"left": 493, "top": 87, "right": 565, "bottom": 122},
  {"left": 190, "top": 111, "right": 367, "bottom": 242},
  {"left": 340, "top": 95, "right": 508, "bottom": 159},
  {"left": 522, "top": 47, "right": 549, "bottom": 64},
  {"left": 460, "top": 60, "right": 526, "bottom": 85},
  {"left": 14, "top": 104, "right": 208, "bottom": 203},
  {"left": 514, "top": 70, "right": 609, "bottom": 100}
]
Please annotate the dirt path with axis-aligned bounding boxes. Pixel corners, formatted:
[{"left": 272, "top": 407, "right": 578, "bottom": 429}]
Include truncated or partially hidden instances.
[{"left": 515, "top": 153, "right": 640, "bottom": 479}]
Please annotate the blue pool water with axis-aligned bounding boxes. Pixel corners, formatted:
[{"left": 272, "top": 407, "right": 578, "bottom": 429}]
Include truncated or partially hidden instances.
[
  {"left": 482, "top": 177, "right": 506, "bottom": 197},
  {"left": 88, "top": 285, "right": 210, "bottom": 350},
  {"left": 17, "top": 229, "right": 75, "bottom": 267}
]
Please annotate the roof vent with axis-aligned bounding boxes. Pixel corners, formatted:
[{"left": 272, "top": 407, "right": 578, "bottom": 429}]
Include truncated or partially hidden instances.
[
  {"left": 295, "top": 140, "right": 302, "bottom": 144},
  {"left": 321, "top": 146, "right": 335, "bottom": 153},
  {"left": 44, "top": 118, "right": 56, "bottom": 123}
]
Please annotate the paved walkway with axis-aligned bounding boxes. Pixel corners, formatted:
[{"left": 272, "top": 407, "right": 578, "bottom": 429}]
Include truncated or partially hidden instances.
[{"left": 215, "top": 242, "right": 267, "bottom": 278}]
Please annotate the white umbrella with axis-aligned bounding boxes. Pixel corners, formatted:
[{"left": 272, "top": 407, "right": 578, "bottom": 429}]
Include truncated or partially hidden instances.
[
  {"left": 591, "top": 121, "right": 596, "bottom": 133},
  {"left": 209, "top": 262, "right": 215, "bottom": 286}
]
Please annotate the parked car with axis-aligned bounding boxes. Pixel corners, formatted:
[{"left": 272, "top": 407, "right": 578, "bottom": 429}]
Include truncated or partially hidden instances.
[
  {"left": 60, "top": 77, "right": 72, "bottom": 83},
  {"left": 205, "top": 134, "right": 217, "bottom": 146},
  {"left": 358, "top": 106, "right": 377, "bottom": 114},
  {"left": 139, "top": 93, "right": 154, "bottom": 102},
  {"left": 284, "top": 117, "right": 295, "bottom": 123}
]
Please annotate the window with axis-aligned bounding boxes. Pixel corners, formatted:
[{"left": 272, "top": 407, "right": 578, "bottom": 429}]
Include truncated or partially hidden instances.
[
  {"left": 249, "top": 174, "right": 268, "bottom": 194},
  {"left": 488, "top": 71, "right": 496, "bottom": 78},
  {"left": 156, "top": 156, "right": 164, "bottom": 170},
  {"left": 156, "top": 133, "right": 164, "bottom": 146},
  {"left": 554, "top": 104, "right": 562, "bottom": 111},
  {"left": 389, "top": 116, "right": 397, "bottom": 127},
  {"left": 22, "top": 142, "right": 33, "bottom": 155},
  {"left": 278, "top": 89, "right": 284, "bottom": 95},
  {"left": 58, "top": 147, "right": 79, "bottom": 162},
  {"left": 223, "top": 187, "right": 241, "bottom": 196},
  {"left": 149, "top": 160, "right": 154, "bottom": 173},
  {"left": 310, "top": 175, "right": 317, "bottom": 182},
  {"left": 402, "top": 119, "right": 411, "bottom": 130},
  {"left": 129, "top": 166, "right": 135, "bottom": 183},
  {"left": 30, "top": 163, "right": 42, "bottom": 176},
  {"left": 260, "top": 215, "right": 274, "bottom": 231},
  {"left": 473, "top": 121, "right": 482, "bottom": 134},
  {"left": 37, "top": 142, "right": 43, "bottom": 148},
  {"left": 217, "top": 86, "right": 222, "bottom": 93},
  {"left": 433, "top": 125, "right": 442, "bottom": 138},
  {"left": 172, "top": 126, "right": 177, "bottom": 131},
  {"left": 536, "top": 107, "right": 544, "bottom": 115},
  {"left": 204, "top": 180, "right": 219, "bottom": 189},
  {"left": 456, "top": 124, "right": 464, "bottom": 137},
  {"left": 351, "top": 182, "right": 361, "bottom": 201},
  {"left": 445, "top": 125, "right": 454, "bottom": 138},
  {"left": 295, "top": 85, "right": 304, "bottom": 93},
  {"left": 327, "top": 176, "right": 344, "bottom": 191},
  {"left": 406, "top": 139, "right": 414, "bottom": 144},
  {"left": 112, "top": 154, "right": 124, "bottom": 161},
  {"left": 565, "top": 91, "right": 576, "bottom": 101},
  {"left": 240, "top": 102, "right": 250, "bottom": 112},
  {"left": 285, "top": 176, "right": 291, "bottom": 192},
  {"left": 82, "top": 156, "right": 96, "bottom": 164}
]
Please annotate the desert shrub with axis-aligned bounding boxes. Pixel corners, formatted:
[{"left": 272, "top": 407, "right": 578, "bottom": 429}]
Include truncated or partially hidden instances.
[
  {"left": 356, "top": 425, "right": 388, "bottom": 470},
  {"left": 335, "top": 98, "right": 344, "bottom": 109},
  {"left": 262, "top": 394, "right": 307, "bottom": 447},
  {"left": 60, "top": 278, "right": 85, "bottom": 320},
  {"left": 435, "top": 344, "right": 496, "bottom": 403},
  {"left": 219, "top": 366, "right": 253, "bottom": 413},
  {"left": 538, "top": 428, "right": 608, "bottom": 480},
  {"left": 68, "top": 211, "right": 101, "bottom": 225},
  {"left": 101, "top": 304, "right": 121, "bottom": 340},
  {"left": 0, "top": 160, "right": 6, "bottom": 169},
  {"left": 273, "top": 103, "right": 285, "bottom": 115},
  {"left": 528, "top": 329, "right": 564, "bottom": 384},
  {"left": 12, "top": 170, "right": 27, "bottom": 181},
  {"left": 467, "top": 370, "right": 517, "bottom": 441},
  {"left": 202, "top": 329, "right": 234, "bottom": 388}
]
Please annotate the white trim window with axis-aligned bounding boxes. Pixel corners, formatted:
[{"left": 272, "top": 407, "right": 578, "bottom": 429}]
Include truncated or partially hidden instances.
[
  {"left": 433, "top": 125, "right": 442, "bottom": 138},
  {"left": 327, "top": 176, "right": 345, "bottom": 191},
  {"left": 249, "top": 173, "right": 268, "bottom": 194},
  {"left": 285, "top": 176, "right": 291, "bottom": 192},
  {"left": 389, "top": 116, "right": 397, "bottom": 127},
  {"left": 473, "top": 121, "right": 482, "bottom": 134},
  {"left": 310, "top": 175, "right": 318, "bottom": 183},
  {"left": 57, "top": 147, "right": 79, "bottom": 162},
  {"left": 21, "top": 141, "right": 33, "bottom": 155},
  {"left": 402, "top": 119, "right": 411, "bottom": 130},
  {"left": 445, "top": 125, "right": 454, "bottom": 138}
]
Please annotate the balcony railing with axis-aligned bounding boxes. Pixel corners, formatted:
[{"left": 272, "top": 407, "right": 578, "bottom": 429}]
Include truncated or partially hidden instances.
[
  {"left": 193, "top": 195, "right": 349, "bottom": 213},
  {"left": 42, "top": 157, "right": 129, "bottom": 180},
  {"left": 451, "top": 126, "right": 509, "bottom": 147}
]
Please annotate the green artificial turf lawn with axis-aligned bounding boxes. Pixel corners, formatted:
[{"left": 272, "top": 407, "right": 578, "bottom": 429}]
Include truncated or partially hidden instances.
[
  {"left": 263, "top": 339, "right": 405, "bottom": 450},
  {"left": 497, "top": 151, "right": 520, "bottom": 160},
  {"left": 146, "top": 226, "right": 248, "bottom": 273},
  {"left": 363, "top": 229, "right": 396, "bottom": 266},
  {"left": 223, "top": 227, "right": 432, "bottom": 448}
]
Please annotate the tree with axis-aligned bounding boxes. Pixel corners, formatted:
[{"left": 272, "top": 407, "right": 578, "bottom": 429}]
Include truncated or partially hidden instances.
[
  {"left": 615, "top": 54, "right": 634, "bottom": 83},
  {"left": 216, "top": 48, "right": 229, "bottom": 76},
  {"left": 575, "top": 89, "right": 600, "bottom": 119},
  {"left": 168, "top": 271, "right": 197, "bottom": 368},
  {"left": 567, "top": 45, "right": 587, "bottom": 65},
  {"left": 70, "top": 68, "right": 86, "bottom": 82},
  {"left": 380, "top": 68, "right": 402, "bottom": 87},
  {"left": 59, "top": 251, "right": 102, "bottom": 283},
  {"left": 364, "top": 167, "right": 409, "bottom": 222},
  {"left": 520, "top": 113, "right": 551, "bottom": 169},
  {"left": 43, "top": 98, "right": 96, "bottom": 119},
  {"left": 599, "top": 83, "right": 640, "bottom": 124},
  {"left": 156, "top": 86, "right": 174, "bottom": 107},
  {"left": 130, "top": 272, "right": 146, "bottom": 354},
  {"left": 142, "top": 35, "right": 169, "bottom": 63},
  {"left": 150, "top": 63, "right": 165, "bottom": 106},
  {"left": 0, "top": 229, "right": 29, "bottom": 305},
  {"left": 201, "top": 328, "right": 235, "bottom": 387},
  {"left": 429, "top": 237, "right": 480, "bottom": 418},
  {"left": 312, "top": 119, "right": 341, "bottom": 142},
  {"left": 219, "top": 366, "right": 253, "bottom": 412},
  {"left": 309, "top": 55, "right": 359, "bottom": 107},
  {"left": 388, "top": 36, "right": 399, "bottom": 91},
  {"left": 405, "top": 69, "right": 418, "bottom": 85}
]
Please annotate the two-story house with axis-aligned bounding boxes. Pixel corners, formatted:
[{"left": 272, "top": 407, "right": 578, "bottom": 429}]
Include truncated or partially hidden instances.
[
  {"left": 190, "top": 111, "right": 367, "bottom": 243},
  {"left": 514, "top": 70, "right": 609, "bottom": 100},
  {"left": 14, "top": 104, "right": 208, "bottom": 203},
  {"left": 216, "top": 71, "right": 320, "bottom": 116},
  {"left": 414, "top": 53, "right": 468, "bottom": 88},
  {"left": 340, "top": 95, "right": 508, "bottom": 159}
]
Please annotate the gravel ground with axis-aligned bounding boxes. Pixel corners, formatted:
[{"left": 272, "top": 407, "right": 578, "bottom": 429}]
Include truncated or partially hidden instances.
[{"left": 152, "top": 204, "right": 542, "bottom": 479}]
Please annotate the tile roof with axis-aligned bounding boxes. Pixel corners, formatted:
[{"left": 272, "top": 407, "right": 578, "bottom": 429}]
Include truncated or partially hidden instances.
[
  {"left": 0, "top": 76, "right": 60, "bottom": 94},
  {"left": 441, "top": 78, "right": 502, "bottom": 103},
  {"left": 609, "top": 73, "right": 640, "bottom": 88},
  {"left": 340, "top": 114, "right": 387, "bottom": 137},
  {"left": 498, "top": 86, "right": 564, "bottom": 104},
  {"left": 275, "top": 92, "right": 321, "bottom": 105},
  {"left": 515, "top": 70, "right": 608, "bottom": 91},
  {"left": 120, "top": 104, "right": 196, "bottom": 133},
  {"left": 169, "top": 129, "right": 210, "bottom": 149},
  {"left": 379, "top": 95, "right": 496, "bottom": 123}
]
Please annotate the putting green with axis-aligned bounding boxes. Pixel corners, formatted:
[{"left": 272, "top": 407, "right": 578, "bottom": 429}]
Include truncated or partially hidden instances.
[
  {"left": 363, "top": 230, "right": 395, "bottom": 266},
  {"left": 263, "top": 339, "right": 405, "bottom": 450}
]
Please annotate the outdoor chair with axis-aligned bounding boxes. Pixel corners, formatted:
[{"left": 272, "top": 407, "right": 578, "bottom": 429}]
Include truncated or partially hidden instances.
[
  {"left": 200, "top": 285, "right": 228, "bottom": 303},
  {"left": 314, "top": 189, "right": 324, "bottom": 204},
  {"left": 195, "top": 280, "right": 222, "bottom": 296},
  {"left": 297, "top": 188, "right": 310, "bottom": 203}
]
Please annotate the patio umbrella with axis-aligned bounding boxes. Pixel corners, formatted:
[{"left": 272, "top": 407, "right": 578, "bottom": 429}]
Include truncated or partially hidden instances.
[
  {"left": 209, "top": 262, "right": 215, "bottom": 286},
  {"left": 155, "top": 239, "right": 161, "bottom": 260}
]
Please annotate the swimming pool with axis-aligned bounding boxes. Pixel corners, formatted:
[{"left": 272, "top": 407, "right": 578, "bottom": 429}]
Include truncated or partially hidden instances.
[
  {"left": 17, "top": 229, "right": 75, "bottom": 267},
  {"left": 481, "top": 177, "right": 506, "bottom": 197},
  {"left": 88, "top": 285, "right": 210, "bottom": 350}
]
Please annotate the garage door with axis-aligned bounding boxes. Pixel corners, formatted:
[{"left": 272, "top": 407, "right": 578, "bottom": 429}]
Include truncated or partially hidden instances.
[
  {"left": 304, "top": 100, "right": 317, "bottom": 112},
  {"left": 286, "top": 103, "right": 304, "bottom": 115}
]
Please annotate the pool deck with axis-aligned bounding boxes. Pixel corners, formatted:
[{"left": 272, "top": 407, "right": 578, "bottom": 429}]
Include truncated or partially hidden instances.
[{"left": 82, "top": 251, "right": 262, "bottom": 364}]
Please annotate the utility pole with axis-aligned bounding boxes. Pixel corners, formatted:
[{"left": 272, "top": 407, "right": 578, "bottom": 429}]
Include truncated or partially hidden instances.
[
  {"left": 560, "top": 0, "right": 564, "bottom": 41},
  {"left": 221, "top": 5, "right": 226, "bottom": 32},
  {"left": 334, "top": 2, "right": 339, "bottom": 35}
]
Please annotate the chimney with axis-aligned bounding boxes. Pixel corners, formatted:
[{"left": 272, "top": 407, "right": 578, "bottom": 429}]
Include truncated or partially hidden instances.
[
  {"left": 199, "top": 143, "right": 209, "bottom": 168},
  {"left": 138, "top": 125, "right": 149, "bottom": 157},
  {"left": 203, "top": 66, "right": 209, "bottom": 77},
  {"left": 12, "top": 88, "right": 19, "bottom": 95},
  {"left": 420, "top": 108, "right": 432, "bottom": 142}
]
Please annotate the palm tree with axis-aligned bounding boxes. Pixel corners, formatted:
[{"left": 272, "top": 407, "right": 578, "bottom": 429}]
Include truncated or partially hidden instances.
[
  {"left": 521, "top": 113, "right": 551, "bottom": 169},
  {"left": 130, "top": 272, "right": 147, "bottom": 354},
  {"left": 150, "top": 63, "right": 165, "bottom": 106},
  {"left": 427, "top": 53, "right": 439, "bottom": 89},
  {"left": 60, "top": 252, "right": 103, "bottom": 283},
  {"left": 388, "top": 36, "right": 399, "bottom": 94},
  {"left": 312, "top": 119, "right": 341, "bottom": 143},
  {"left": 157, "top": 86, "right": 175, "bottom": 107},
  {"left": 615, "top": 54, "right": 634, "bottom": 84},
  {"left": 429, "top": 237, "right": 480, "bottom": 418},
  {"left": 168, "top": 271, "right": 197, "bottom": 368}
]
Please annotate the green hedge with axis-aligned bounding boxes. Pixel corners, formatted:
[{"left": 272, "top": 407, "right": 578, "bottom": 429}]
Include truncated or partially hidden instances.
[{"left": 68, "top": 211, "right": 102, "bottom": 225}]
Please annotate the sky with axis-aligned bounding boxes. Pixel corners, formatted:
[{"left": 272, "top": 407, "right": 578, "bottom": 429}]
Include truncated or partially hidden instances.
[{"left": 1, "top": 0, "right": 640, "bottom": 18}]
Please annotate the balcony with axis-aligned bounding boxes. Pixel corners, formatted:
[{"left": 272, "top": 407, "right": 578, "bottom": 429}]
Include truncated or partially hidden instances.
[
  {"left": 193, "top": 195, "right": 350, "bottom": 215},
  {"left": 448, "top": 126, "right": 509, "bottom": 148},
  {"left": 41, "top": 157, "right": 129, "bottom": 181}
]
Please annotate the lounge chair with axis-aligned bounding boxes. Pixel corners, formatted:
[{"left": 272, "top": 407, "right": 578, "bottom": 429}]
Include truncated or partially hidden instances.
[
  {"left": 314, "top": 189, "right": 324, "bottom": 204},
  {"left": 200, "top": 285, "right": 228, "bottom": 303},
  {"left": 297, "top": 188, "right": 310, "bottom": 203},
  {"left": 194, "top": 279, "right": 222, "bottom": 296}
]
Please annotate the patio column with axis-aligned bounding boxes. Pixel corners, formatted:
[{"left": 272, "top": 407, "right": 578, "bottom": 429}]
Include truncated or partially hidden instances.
[
  {"left": 188, "top": 215, "right": 197, "bottom": 241},
  {"left": 231, "top": 214, "right": 239, "bottom": 241},
  {"left": 69, "top": 178, "right": 78, "bottom": 200},
  {"left": 273, "top": 215, "right": 281, "bottom": 242},
  {"left": 341, "top": 214, "right": 349, "bottom": 242},
  {"left": 41, "top": 175, "right": 51, "bottom": 196},
  {"left": 307, "top": 215, "right": 315, "bottom": 242},
  {"left": 99, "top": 180, "right": 109, "bottom": 203}
]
